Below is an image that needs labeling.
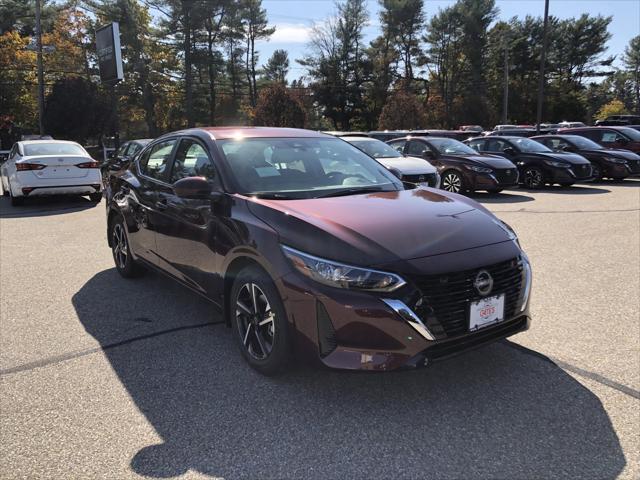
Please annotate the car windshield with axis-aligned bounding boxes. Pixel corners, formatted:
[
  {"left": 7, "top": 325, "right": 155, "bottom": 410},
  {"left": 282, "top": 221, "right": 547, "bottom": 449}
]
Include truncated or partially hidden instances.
[
  {"left": 347, "top": 138, "right": 402, "bottom": 158},
  {"left": 23, "top": 142, "right": 85, "bottom": 156},
  {"left": 619, "top": 127, "right": 640, "bottom": 141},
  {"left": 427, "top": 138, "right": 477, "bottom": 155},
  {"left": 512, "top": 138, "right": 552, "bottom": 153},
  {"left": 566, "top": 135, "right": 603, "bottom": 150},
  {"left": 217, "top": 137, "right": 402, "bottom": 199}
]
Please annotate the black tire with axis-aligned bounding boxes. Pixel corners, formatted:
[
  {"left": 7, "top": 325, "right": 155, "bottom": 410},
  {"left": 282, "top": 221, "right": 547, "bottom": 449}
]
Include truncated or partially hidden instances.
[
  {"left": 559, "top": 182, "right": 574, "bottom": 187},
  {"left": 591, "top": 163, "right": 603, "bottom": 181},
  {"left": 522, "top": 167, "right": 545, "bottom": 189},
  {"left": 110, "top": 214, "right": 144, "bottom": 278},
  {"left": 230, "top": 266, "right": 291, "bottom": 375},
  {"left": 441, "top": 170, "right": 465, "bottom": 193},
  {"left": 487, "top": 188, "right": 504, "bottom": 194},
  {"left": 89, "top": 192, "right": 102, "bottom": 202}
]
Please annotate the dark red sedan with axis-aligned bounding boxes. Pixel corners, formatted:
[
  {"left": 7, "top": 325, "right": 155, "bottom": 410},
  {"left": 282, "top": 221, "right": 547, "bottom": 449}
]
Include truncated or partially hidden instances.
[{"left": 105, "top": 127, "right": 532, "bottom": 374}]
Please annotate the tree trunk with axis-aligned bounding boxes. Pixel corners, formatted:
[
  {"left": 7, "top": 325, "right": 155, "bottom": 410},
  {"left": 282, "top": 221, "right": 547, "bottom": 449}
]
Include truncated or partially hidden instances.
[{"left": 183, "top": 0, "right": 194, "bottom": 127}]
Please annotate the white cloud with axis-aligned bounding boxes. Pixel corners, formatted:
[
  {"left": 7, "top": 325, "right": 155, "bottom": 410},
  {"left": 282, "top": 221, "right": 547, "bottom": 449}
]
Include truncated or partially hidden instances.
[{"left": 270, "top": 24, "right": 313, "bottom": 43}]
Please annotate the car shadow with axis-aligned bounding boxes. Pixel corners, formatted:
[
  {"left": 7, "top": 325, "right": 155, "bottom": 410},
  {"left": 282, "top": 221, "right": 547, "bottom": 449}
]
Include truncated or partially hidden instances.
[
  {"left": 591, "top": 178, "right": 640, "bottom": 187},
  {"left": 518, "top": 185, "right": 611, "bottom": 195},
  {"left": 0, "top": 194, "right": 99, "bottom": 218},
  {"left": 467, "top": 191, "right": 535, "bottom": 204},
  {"left": 72, "top": 269, "right": 625, "bottom": 479}
]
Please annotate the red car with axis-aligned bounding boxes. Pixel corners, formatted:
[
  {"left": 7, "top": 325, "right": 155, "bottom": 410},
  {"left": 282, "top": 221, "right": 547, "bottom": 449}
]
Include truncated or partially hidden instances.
[
  {"left": 558, "top": 126, "right": 640, "bottom": 155},
  {"left": 106, "top": 127, "right": 532, "bottom": 375}
]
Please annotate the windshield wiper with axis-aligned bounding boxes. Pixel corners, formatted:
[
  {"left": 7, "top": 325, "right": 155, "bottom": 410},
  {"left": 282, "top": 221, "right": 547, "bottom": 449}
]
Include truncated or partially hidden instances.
[
  {"left": 317, "top": 187, "right": 387, "bottom": 198},
  {"left": 249, "top": 192, "right": 296, "bottom": 200}
]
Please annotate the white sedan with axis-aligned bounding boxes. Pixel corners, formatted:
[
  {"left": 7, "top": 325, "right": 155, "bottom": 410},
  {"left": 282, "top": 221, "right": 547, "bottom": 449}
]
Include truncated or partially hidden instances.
[{"left": 0, "top": 140, "right": 103, "bottom": 206}]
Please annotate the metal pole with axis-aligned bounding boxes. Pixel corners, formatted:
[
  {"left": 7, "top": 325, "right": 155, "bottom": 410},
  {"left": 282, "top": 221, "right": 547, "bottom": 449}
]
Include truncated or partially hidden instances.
[
  {"left": 536, "top": 0, "right": 550, "bottom": 134},
  {"left": 503, "top": 40, "right": 509, "bottom": 124},
  {"left": 35, "top": 0, "right": 45, "bottom": 136}
]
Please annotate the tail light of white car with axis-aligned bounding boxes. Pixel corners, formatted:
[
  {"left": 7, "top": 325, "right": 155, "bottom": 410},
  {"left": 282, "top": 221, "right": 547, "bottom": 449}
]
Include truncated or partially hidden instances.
[
  {"left": 76, "top": 161, "right": 101, "bottom": 168},
  {"left": 16, "top": 163, "right": 47, "bottom": 171}
]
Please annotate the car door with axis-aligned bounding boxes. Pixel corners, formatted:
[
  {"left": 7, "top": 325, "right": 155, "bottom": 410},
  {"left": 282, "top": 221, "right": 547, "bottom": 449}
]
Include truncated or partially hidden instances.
[
  {"left": 596, "top": 130, "right": 627, "bottom": 149},
  {"left": 1, "top": 144, "right": 18, "bottom": 191},
  {"left": 407, "top": 139, "right": 444, "bottom": 169},
  {"left": 127, "top": 138, "right": 179, "bottom": 265},
  {"left": 154, "top": 137, "right": 220, "bottom": 295}
]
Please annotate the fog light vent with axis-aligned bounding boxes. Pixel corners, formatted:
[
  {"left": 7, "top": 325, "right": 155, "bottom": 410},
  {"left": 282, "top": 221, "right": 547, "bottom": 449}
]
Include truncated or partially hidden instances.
[{"left": 317, "top": 301, "right": 337, "bottom": 358}]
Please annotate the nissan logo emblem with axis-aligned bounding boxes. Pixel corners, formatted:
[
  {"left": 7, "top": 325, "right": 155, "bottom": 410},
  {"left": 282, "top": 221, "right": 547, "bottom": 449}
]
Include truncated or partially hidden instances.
[
  {"left": 474, "top": 270, "right": 493, "bottom": 296},
  {"left": 418, "top": 175, "right": 425, "bottom": 182}
]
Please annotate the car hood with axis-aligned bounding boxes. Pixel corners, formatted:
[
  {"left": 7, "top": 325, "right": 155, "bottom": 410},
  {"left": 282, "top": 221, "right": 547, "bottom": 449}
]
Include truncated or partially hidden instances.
[
  {"left": 443, "top": 154, "right": 516, "bottom": 169},
  {"left": 528, "top": 151, "right": 591, "bottom": 164},
  {"left": 587, "top": 149, "right": 640, "bottom": 161},
  {"left": 376, "top": 156, "right": 437, "bottom": 174},
  {"left": 246, "top": 188, "right": 513, "bottom": 266}
]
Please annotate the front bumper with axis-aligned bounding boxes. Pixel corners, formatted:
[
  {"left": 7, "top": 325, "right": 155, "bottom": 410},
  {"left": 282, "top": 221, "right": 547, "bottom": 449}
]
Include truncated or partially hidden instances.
[
  {"left": 547, "top": 165, "right": 592, "bottom": 183},
  {"left": 276, "top": 246, "right": 532, "bottom": 371},
  {"left": 469, "top": 171, "right": 519, "bottom": 190}
]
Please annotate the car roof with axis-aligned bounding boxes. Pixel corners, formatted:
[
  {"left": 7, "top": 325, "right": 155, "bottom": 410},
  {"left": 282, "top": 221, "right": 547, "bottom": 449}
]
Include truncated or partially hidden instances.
[
  {"left": 18, "top": 139, "right": 80, "bottom": 146},
  {"left": 197, "top": 126, "right": 329, "bottom": 140},
  {"left": 341, "top": 136, "right": 377, "bottom": 141}
]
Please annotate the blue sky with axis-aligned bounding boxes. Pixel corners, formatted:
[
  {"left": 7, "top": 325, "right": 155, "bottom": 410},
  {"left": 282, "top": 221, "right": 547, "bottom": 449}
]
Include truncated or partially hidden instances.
[{"left": 258, "top": 0, "right": 640, "bottom": 79}]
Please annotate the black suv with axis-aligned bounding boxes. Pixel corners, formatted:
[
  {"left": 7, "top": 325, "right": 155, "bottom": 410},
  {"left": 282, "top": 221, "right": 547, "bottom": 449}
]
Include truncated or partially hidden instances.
[
  {"left": 531, "top": 134, "right": 640, "bottom": 180},
  {"left": 466, "top": 136, "right": 592, "bottom": 189},
  {"left": 388, "top": 136, "right": 519, "bottom": 193},
  {"left": 595, "top": 115, "right": 640, "bottom": 126}
]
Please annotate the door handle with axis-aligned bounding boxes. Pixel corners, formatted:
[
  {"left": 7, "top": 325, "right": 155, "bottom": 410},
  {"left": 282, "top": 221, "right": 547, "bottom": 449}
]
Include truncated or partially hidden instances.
[{"left": 155, "top": 198, "right": 168, "bottom": 210}]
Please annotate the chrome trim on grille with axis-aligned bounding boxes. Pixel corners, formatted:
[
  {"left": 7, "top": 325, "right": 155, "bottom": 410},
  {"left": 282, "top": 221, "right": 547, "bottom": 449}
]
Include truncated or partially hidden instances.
[{"left": 382, "top": 299, "right": 435, "bottom": 341}]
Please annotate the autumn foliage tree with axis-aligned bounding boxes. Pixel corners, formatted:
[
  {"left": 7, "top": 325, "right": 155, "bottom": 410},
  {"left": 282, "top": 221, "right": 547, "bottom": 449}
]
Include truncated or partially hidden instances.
[
  {"left": 252, "top": 84, "right": 306, "bottom": 128},
  {"left": 378, "top": 88, "right": 427, "bottom": 129}
]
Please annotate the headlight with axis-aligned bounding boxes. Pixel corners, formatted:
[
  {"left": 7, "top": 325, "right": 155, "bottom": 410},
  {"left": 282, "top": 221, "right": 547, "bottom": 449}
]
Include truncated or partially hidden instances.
[
  {"left": 544, "top": 160, "right": 571, "bottom": 168},
  {"left": 492, "top": 218, "right": 519, "bottom": 243},
  {"left": 604, "top": 156, "right": 627, "bottom": 164},
  {"left": 282, "top": 245, "right": 406, "bottom": 292},
  {"left": 464, "top": 165, "right": 493, "bottom": 173}
]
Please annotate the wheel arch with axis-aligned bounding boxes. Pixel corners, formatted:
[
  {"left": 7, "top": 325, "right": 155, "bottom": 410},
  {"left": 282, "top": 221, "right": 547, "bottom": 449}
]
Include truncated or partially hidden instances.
[{"left": 223, "top": 256, "right": 269, "bottom": 327}]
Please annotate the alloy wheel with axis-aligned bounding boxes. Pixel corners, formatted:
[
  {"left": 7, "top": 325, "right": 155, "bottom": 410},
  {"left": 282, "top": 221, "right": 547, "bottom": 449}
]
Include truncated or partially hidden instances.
[
  {"left": 112, "top": 223, "right": 128, "bottom": 270},
  {"left": 442, "top": 172, "right": 462, "bottom": 193},
  {"left": 235, "top": 283, "right": 275, "bottom": 360},
  {"left": 523, "top": 168, "right": 543, "bottom": 188}
]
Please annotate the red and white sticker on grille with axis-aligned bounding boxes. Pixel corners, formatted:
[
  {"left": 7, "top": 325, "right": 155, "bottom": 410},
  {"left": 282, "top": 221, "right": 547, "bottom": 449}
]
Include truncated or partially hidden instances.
[{"left": 469, "top": 294, "right": 505, "bottom": 331}]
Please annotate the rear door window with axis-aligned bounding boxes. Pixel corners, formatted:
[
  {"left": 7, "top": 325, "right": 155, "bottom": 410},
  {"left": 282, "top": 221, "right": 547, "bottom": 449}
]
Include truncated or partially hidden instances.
[
  {"left": 407, "top": 141, "right": 428, "bottom": 156},
  {"left": 467, "top": 139, "right": 485, "bottom": 152},
  {"left": 486, "top": 139, "right": 509, "bottom": 152},
  {"left": 388, "top": 140, "right": 406, "bottom": 154},
  {"left": 138, "top": 139, "right": 177, "bottom": 182}
]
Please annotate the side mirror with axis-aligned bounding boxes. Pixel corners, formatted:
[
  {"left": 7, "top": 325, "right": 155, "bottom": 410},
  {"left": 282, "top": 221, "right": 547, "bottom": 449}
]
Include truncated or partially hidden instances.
[
  {"left": 387, "top": 167, "right": 403, "bottom": 180},
  {"left": 562, "top": 145, "right": 575, "bottom": 152},
  {"left": 503, "top": 147, "right": 515, "bottom": 156},
  {"left": 108, "top": 151, "right": 117, "bottom": 159},
  {"left": 422, "top": 150, "right": 435, "bottom": 160},
  {"left": 618, "top": 137, "right": 630, "bottom": 145},
  {"left": 173, "top": 176, "right": 214, "bottom": 199}
]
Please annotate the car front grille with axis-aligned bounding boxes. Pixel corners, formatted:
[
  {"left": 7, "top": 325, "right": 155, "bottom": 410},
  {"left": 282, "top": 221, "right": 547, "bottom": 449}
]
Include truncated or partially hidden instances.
[
  {"left": 571, "top": 164, "right": 592, "bottom": 178},
  {"left": 411, "top": 258, "right": 524, "bottom": 338},
  {"left": 403, "top": 172, "right": 439, "bottom": 187},
  {"left": 493, "top": 168, "right": 519, "bottom": 184}
]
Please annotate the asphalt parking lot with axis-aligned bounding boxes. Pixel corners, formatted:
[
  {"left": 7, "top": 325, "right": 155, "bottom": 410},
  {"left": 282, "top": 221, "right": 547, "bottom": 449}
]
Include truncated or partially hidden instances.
[{"left": 1, "top": 181, "right": 639, "bottom": 479}]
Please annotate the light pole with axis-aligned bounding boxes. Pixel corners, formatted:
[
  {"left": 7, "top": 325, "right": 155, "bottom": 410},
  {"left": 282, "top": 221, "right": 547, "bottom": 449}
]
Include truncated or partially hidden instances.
[
  {"left": 34, "top": 0, "right": 45, "bottom": 136},
  {"left": 503, "top": 38, "right": 509, "bottom": 124},
  {"left": 536, "top": 0, "right": 550, "bottom": 134}
]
